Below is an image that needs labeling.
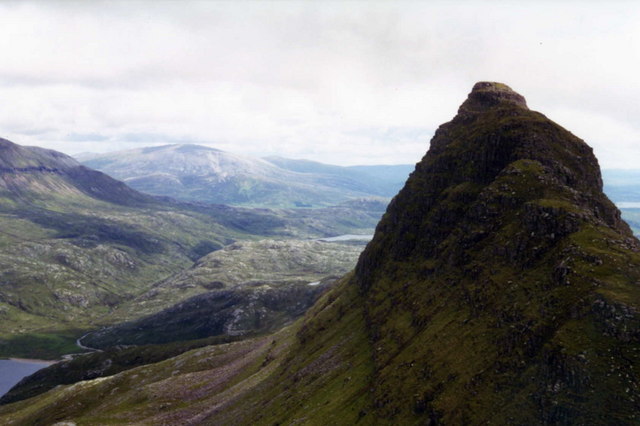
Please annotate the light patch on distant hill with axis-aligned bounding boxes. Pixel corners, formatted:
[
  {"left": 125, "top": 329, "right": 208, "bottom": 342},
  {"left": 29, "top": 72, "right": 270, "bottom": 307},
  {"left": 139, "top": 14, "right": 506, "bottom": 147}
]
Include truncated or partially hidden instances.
[{"left": 79, "top": 144, "right": 413, "bottom": 208}]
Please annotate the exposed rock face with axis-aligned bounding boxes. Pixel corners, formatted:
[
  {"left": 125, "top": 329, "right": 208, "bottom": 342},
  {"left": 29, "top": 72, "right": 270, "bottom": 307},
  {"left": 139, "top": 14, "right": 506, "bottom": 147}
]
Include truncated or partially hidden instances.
[
  {"left": 458, "top": 81, "right": 528, "bottom": 113},
  {"left": 357, "top": 82, "right": 629, "bottom": 284}
]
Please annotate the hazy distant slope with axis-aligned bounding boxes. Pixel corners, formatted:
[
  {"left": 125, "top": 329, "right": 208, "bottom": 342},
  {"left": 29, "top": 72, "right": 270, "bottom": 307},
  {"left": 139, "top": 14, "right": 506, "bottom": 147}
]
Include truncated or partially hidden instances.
[
  {"left": 264, "top": 156, "right": 413, "bottom": 197},
  {"left": 619, "top": 208, "right": 640, "bottom": 235},
  {"left": 79, "top": 144, "right": 411, "bottom": 207},
  {"left": 602, "top": 169, "right": 640, "bottom": 202},
  {"left": 601, "top": 170, "right": 640, "bottom": 236}
]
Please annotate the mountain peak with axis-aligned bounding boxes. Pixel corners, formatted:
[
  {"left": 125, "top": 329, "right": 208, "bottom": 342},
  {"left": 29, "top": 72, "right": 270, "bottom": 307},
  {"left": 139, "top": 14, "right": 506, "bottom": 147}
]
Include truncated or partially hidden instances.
[
  {"left": 349, "top": 83, "right": 639, "bottom": 422},
  {"left": 3, "top": 86, "right": 640, "bottom": 426},
  {"left": 458, "top": 81, "right": 528, "bottom": 114}
]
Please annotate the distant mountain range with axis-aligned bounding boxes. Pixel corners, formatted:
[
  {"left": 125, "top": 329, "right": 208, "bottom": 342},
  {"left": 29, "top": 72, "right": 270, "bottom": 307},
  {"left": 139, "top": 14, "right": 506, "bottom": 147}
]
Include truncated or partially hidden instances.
[
  {"left": 77, "top": 144, "right": 414, "bottom": 208},
  {"left": 0, "top": 137, "right": 380, "bottom": 359}
]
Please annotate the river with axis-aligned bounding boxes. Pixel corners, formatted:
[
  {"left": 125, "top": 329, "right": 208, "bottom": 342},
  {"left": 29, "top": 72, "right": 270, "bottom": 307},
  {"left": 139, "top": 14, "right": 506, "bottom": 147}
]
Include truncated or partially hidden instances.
[{"left": 0, "top": 359, "right": 54, "bottom": 398}]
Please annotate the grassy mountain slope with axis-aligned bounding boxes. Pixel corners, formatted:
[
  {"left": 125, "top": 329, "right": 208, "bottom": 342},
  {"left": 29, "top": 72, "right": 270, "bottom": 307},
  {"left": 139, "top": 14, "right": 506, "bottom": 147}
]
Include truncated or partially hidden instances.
[
  {"left": 4, "top": 82, "right": 639, "bottom": 424},
  {"left": 0, "top": 278, "right": 376, "bottom": 425},
  {"left": 0, "top": 334, "right": 246, "bottom": 406},
  {"left": 1, "top": 240, "right": 364, "bottom": 405},
  {"left": 0, "top": 138, "right": 373, "bottom": 359},
  {"left": 81, "top": 239, "right": 364, "bottom": 347}
]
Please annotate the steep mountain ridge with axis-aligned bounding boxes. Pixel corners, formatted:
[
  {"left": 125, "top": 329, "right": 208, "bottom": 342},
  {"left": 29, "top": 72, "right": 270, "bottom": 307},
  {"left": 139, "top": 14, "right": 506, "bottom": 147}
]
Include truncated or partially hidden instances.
[
  {"left": 350, "top": 81, "right": 640, "bottom": 423},
  {"left": 0, "top": 137, "right": 152, "bottom": 206},
  {"left": 2, "top": 83, "right": 639, "bottom": 424}
]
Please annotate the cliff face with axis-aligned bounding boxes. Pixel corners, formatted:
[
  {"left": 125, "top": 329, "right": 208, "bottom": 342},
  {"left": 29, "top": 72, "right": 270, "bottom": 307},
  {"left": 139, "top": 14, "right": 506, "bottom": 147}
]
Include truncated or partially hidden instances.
[
  {"left": 353, "top": 82, "right": 640, "bottom": 423},
  {"left": 358, "top": 82, "right": 627, "bottom": 284}
]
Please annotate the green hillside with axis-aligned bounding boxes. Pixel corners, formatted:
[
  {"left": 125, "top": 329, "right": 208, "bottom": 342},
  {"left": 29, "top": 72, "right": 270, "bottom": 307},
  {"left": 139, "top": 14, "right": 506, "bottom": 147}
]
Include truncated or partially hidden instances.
[
  {"left": 3, "top": 83, "right": 639, "bottom": 424},
  {"left": 0, "top": 138, "right": 374, "bottom": 359}
]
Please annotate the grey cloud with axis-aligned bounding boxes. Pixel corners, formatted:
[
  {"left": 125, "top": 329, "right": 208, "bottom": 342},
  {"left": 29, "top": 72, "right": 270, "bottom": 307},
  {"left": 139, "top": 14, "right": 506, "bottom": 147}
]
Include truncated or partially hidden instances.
[
  {"left": 65, "top": 133, "right": 111, "bottom": 142},
  {"left": 0, "top": 1, "right": 637, "bottom": 167}
]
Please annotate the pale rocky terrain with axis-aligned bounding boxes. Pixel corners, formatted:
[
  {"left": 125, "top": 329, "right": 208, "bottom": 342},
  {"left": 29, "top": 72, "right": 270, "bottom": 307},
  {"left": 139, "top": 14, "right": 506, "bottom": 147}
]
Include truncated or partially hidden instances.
[{"left": 81, "top": 239, "right": 365, "bottom": 347}]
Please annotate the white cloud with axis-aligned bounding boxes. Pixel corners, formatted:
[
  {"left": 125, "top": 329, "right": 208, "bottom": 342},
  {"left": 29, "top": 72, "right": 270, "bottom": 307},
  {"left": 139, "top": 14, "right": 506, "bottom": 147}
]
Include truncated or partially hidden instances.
[{"left": 0, "top": 1, "right": 638, "bottom": 167}]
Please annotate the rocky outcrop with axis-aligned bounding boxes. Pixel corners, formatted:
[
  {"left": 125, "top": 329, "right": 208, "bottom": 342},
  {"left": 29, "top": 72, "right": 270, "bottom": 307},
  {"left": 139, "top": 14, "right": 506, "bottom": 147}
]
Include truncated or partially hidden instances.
[
  {"left": 458, "top": 81, "right": 528, "bottom": 113},
  {"left": 101, "top": 239, "right": 365, "bottom": 323},
  {"left": 81, "top": 279, "right": 332, "bottom": 348},
  {"left": 82, "top": 239, "right": 363, "bottom": 347}
]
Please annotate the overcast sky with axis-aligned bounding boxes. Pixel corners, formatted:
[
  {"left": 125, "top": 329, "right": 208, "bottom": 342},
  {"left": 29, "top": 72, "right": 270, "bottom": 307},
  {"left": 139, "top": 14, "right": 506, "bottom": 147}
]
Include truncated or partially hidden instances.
[{"left": 0, "top": 1, "right": 639, "bottom": 167}]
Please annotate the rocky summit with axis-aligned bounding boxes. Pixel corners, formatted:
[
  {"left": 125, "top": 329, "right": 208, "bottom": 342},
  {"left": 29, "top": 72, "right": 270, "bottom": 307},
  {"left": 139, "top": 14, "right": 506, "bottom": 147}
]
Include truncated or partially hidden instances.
[
  {"left": 2, "top": 82, "right": 639, "bottom": 425},
  {"left": 352, "top": 82, "right": 640, "bottom": 424}
]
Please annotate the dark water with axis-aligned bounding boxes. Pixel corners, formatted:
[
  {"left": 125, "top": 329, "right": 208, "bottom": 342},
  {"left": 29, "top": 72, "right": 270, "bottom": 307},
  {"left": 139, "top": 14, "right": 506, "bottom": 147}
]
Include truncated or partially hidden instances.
[{"left": 0, "top": 359, "right": 52, "bottom": 397}]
